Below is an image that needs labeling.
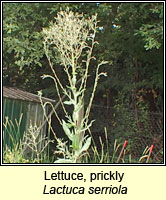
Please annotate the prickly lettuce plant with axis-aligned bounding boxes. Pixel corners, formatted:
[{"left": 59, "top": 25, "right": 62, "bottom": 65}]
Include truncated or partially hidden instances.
[{"left": 41, "top": 9, "right": 107, "bottom": 163}]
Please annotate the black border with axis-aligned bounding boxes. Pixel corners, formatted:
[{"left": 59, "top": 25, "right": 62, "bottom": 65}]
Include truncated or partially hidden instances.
[{"left": 1, "top": 0, "right": 165, "bottom": 166}]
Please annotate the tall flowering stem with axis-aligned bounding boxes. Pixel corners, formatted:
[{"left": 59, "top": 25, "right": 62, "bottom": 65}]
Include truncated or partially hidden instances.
[{"left": 41, "top": 9, "right": 107, "bottom": 163}]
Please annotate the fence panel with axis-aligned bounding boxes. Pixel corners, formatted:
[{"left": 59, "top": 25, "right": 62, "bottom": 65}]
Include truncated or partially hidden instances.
[{"left": 89, "top": 104, "right": 163, "bottom": 163}]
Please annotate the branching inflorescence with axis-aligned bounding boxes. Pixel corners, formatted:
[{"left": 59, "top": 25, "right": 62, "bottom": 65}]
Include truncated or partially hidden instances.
[{"left": 41, "top": 8, "right": 107, "bottom": 163}]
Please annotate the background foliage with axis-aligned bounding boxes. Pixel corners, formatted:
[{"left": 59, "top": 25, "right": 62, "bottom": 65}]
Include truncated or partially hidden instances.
[{"left": 3, "top": 2, "right": 164, "bottom": 162}]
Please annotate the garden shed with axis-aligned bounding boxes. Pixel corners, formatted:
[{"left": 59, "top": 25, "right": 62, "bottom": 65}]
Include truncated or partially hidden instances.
[{"left": 3, "top": 86, "right": 56, "bottom": 150}]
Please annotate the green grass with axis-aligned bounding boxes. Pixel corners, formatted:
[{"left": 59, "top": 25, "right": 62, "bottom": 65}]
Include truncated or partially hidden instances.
[{"left": 3, "top": 116, "right": 155, "bottom": 164}]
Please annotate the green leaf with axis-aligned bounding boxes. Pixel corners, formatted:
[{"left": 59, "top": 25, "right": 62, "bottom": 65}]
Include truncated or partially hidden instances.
[
  {"left": 62, "top": 120, "right": 73, "bottom": 141},
  {"left": 80, "top": 137, "right": 91, "bottom": 154},
  {"left": 80, "top": 120, "right": 95, "bottom": 132},
  {"left": 64, "top": 100, "right": 74, "bottom": 105}
]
